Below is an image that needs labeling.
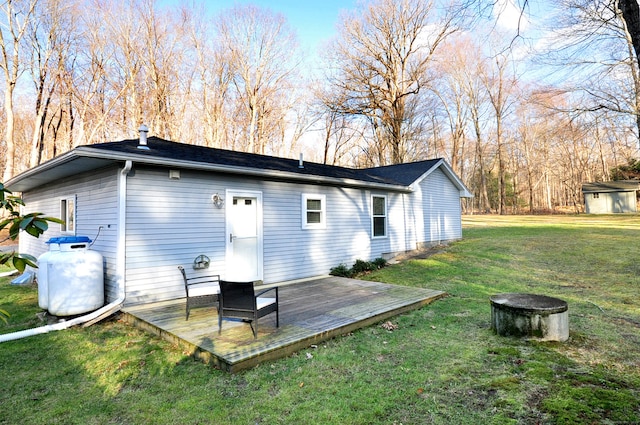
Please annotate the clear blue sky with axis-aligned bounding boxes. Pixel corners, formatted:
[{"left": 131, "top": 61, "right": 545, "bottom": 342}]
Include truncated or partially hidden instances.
[{"left": 171, "top": 0, "right": 359, "bottom": 55}]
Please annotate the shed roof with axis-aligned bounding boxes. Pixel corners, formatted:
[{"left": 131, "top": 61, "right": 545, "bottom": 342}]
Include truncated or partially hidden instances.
[
  {"left": 6, "top": 137, "right": 472, "bottom": 197},
  {"left": 582, "top": 180, "right": 640, "bottom": 193}
]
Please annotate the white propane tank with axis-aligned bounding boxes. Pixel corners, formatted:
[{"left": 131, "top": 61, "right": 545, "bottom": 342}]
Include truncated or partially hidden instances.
[
  {"left": 47, "top": 236, "right": 104, "bottom": 316},
  {"left": 37, "top": 237, "right": 61, "bottom": 309}
]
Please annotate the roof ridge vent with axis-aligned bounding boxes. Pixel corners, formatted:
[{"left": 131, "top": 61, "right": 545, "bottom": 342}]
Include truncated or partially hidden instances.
[{"left": 138, "top": 124, "right": 150, "bottom": 150}]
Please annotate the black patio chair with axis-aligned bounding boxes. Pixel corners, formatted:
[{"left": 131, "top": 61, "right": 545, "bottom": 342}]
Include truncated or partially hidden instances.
[
  {"left": 178, "top": 266, "right": 220, "bottom": 320},
  {"left": 218, "top": 280, "right": 279, "bottom": 339}
]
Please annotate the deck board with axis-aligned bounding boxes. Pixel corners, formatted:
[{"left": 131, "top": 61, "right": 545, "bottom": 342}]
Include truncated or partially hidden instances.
[{"left": 122, "top": 276, "right": 445, "bottom": 372}]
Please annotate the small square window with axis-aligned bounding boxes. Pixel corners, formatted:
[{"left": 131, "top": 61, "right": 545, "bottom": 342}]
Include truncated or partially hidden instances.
[
  {"left": 372, "top": 195, "right": 387, "bottom": 238},
  {"left": 302, "top": 194, "right": 326, "bottom": 229},
  {"left": 60, "top": 196, "right": 76, "bottom": 233},
  {"left": 593, "top": 193, "right": 599, "bottom": 199}
]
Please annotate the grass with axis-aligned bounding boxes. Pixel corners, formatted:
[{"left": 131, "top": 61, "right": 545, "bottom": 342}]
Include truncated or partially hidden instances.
[{"left": 1, "top": 215, "right": 640, "bottom": 424}]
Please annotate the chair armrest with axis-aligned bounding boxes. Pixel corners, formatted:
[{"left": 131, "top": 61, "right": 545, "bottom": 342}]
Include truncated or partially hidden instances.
[{"left": 255, "top": 286, "right": 278, "bottom": 298}]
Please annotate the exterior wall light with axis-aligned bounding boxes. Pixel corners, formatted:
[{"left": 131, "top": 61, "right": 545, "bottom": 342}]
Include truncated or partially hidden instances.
[{"left": 211, "top": 193, "right": 224, "bottom": 208}]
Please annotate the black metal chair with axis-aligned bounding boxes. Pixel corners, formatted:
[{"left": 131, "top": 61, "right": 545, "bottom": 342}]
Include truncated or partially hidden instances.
[
  {"left": 218, "top": 281, "right": 279, "bottom": 339},
  {"left": 178, "top": 266, "right": 220, "bottom": 320}
]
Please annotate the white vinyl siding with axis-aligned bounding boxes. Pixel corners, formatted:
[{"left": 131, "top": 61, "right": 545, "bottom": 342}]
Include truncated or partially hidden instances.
[
  {"left": 264, "top": 184, "right": 373, "bottom": 283},
  {"left": 19, "top": 161, "right": 465, "bottom": 307},
  {"left": 126, "top": 169, "right": 376, "bottom": 294},
  {"left": 123, "top": 165, "right": 465, "bottom": 305},
  {"left": 584, "top": 191, "right": 637, "bottom": 214},
  {"left": 18, "top": 167, "right": 120, "bottom": 301},
  {"left": 411, "top": 167, "right": 463, "bottom": 244},
  {"left": 124, "top": 167, "right": 227, "bottom": 305}
]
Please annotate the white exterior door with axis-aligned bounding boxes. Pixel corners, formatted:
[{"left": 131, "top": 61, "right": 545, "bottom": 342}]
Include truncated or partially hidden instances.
[{"left": 225, "top": 190, "right": 263, "bottom": 281}]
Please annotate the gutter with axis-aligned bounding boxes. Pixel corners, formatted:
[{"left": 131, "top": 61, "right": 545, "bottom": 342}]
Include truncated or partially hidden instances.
[
  {"left": 75, "top": 147, "right": 414, "bottom": 193},
  {"left": 0, "top": 161, "right": 132, "bottom": 343},
  {"left": 5, "top": 149, "right": 79, "bottom": 186},
  {"left": 7, "top": 144, "right": 413, "bottom": 194}
]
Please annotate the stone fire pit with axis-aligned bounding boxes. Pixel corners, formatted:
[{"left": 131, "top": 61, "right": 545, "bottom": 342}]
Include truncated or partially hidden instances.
[{"left": 490, "top": 293, "right": 569, "bottom": 342}]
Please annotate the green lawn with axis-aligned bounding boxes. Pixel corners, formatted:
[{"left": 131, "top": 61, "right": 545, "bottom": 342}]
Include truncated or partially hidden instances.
[{"left": 1, "top": 215, "right": 639, "bottom": 424}]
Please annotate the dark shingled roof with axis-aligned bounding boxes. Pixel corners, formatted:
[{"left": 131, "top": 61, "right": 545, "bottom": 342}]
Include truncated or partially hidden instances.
[
  {"left": 363, "top": 160, "right": 442, "bottom": 186},
  {"left": 9, "top": 136, "right": 471, "bottom": 194},
  {"left": 582, "top": 180, "right": 640, "bottom": 193},
  {"left": 86, "top": 137, "right": 442, "bottom": 187}
]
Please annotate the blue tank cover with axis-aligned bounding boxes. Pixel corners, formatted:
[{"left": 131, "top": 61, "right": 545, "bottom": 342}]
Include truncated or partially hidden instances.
[{"left": 56, "top": 236, "right": 92, "bottom": 244}]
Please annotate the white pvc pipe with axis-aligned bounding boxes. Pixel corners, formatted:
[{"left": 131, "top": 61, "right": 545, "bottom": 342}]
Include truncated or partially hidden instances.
[
  {"left": 0, "top": 270, "right": 19, "bottom": 278},
  {"left": 0, "top": 298, "right": 124, "bottom": 342},
  {"left": 0, "top": 161, "right": 133, "bottom": 343}
]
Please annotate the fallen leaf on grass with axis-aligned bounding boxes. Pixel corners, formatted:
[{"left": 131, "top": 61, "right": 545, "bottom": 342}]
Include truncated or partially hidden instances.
[
  {"left": 116, "top": 360, "right": 130, "bottom": 370},
  {"left": 381, "top": 321, "right": 398, "bottom": 331}
]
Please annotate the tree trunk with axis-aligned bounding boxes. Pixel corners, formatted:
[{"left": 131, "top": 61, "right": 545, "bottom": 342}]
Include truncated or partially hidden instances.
[
  {"left": 617, "top": 0, "right": 640, "bottom": 141},
  {"left": 30, "top": 87, "right": 53, "bottom": 167},
  {"left": 618, "top": 0, "right": 640, "bottom": 59},
  {"left": 2, "top": 86, "right": 16, "bottom": 182}
]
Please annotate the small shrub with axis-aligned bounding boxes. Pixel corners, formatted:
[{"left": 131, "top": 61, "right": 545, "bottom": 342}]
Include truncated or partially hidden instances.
[
  {"left": 330, "top": 257, "right": 388, "bottom": 278},
  {"left": 351, "top": 259, "right": 373, "bottom": 274},
  {"left": 372, "top": 257, "right": 387, "bottom": 269},
  {"left": 329, "top": 263, "right": 352, "bottom": 278}
]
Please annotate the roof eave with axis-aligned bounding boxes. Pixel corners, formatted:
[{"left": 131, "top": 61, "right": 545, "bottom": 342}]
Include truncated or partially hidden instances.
[
  {"left": 49, "top": 146, "right": 413, "bottom": 193},
  {"left": 5, "top": 150, "right": 90, "bottom": 192},
  {"left": 409, "top": 158, "right": 473, "bottom": 198}
]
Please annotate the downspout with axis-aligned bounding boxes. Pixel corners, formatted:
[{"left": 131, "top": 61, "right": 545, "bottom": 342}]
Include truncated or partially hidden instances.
[{"left": 0, "top": 161, "right": 132, "bottom": 343}]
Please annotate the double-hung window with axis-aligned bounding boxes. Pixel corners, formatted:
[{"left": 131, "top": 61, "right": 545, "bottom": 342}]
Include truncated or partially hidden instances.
[
  {"left": 60, "top": 196, "right": 76, "bottom": 233},
  {"left": 302, "top": 194, "right": 326, "bottom": 229},
  {"left": 372, "top": 195, "right": 387, "bottom": 238}
]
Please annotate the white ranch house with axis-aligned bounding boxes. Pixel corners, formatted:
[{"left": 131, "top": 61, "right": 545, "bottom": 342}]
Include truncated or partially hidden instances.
[{"left": 7, "top": 136, "right": 472, "bottom": 307}]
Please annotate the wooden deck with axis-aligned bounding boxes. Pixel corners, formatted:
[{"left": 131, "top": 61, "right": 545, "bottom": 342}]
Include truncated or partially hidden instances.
[{"left": 121, "top": 276, "right": 446, "bottom": 372}]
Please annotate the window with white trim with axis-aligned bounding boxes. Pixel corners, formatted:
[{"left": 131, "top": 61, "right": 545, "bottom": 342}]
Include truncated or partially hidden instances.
[
  {"left": 371, "top": 195, "right": 387, "bottom": 238},
  {"left": 302, "top": 194, "right": 326, "bottom": 229},
  {"left": 60, "top": 196, "right": 76, "bottom": 233}
]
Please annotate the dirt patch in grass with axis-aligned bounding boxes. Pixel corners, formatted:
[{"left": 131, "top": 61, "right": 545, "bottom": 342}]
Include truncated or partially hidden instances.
[{"left": 389, "top": 244, "right": 449, "bottom": 262}]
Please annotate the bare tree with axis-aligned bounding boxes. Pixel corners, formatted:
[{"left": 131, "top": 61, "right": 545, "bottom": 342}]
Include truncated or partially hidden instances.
[
  {"left": 138, "top": 0, "right": 188, "bottom": 140},
  {"left": 26, "top": 0, "right": 80, "bottom": 167},
  {"left": 0, "top": 0, "right": 38, "bottom": 181},
  {"left": 431, "top": 36, "right": 478, "bottom": 175},
  {"left": 73, "top": 0, "right": 134, "bottom": 145},
  {"left": 99, "top": 0, "right": 144, "bottom": 139},
  {"left": 325, "top": 0, "right": 457, "bottom": 165},
  {"left": 550, "top": 0, "right": 640, "bottom": 142},
  {"left": 462, "top": 45, "right": 492, "bottom": 213},
  {"left": 186, "top": 4, "right": 232, "bottom": 148},
  {"left": 481, "top": 50, "right": 519, "bottom": 215},
  {"left": 312, "top": 84, "right": 362, "bottom": 165},
  {"left": 216, "top": 5, "right": 300, "bottom": 154}
]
